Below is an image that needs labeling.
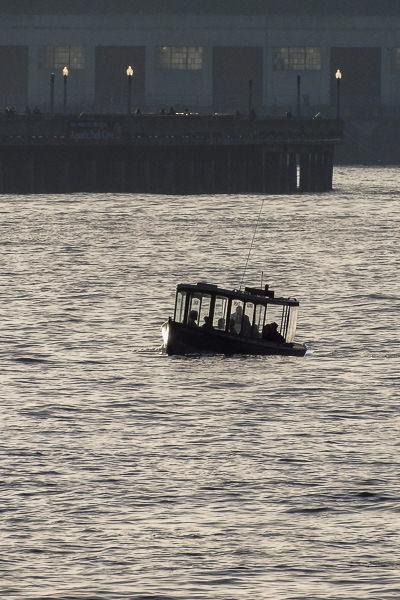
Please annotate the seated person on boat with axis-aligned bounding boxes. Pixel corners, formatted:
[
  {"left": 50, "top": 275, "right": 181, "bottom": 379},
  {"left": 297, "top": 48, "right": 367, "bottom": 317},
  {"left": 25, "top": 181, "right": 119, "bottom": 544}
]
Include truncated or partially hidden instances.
[
  {"left": 202, "top": 316, "right": 213, "bottom": 329},
  {"left": 188, "top": 309, "right": 198, "bottom": 326},
  {"left": 262, "top": 322, "right": 286, "bottom": 344}
]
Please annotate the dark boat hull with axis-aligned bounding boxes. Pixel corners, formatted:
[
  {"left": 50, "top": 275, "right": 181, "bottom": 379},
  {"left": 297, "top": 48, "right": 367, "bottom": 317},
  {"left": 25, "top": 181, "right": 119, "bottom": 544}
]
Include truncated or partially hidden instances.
[{"left": 162, "top": 320, "right": 307, "bottom": 357}]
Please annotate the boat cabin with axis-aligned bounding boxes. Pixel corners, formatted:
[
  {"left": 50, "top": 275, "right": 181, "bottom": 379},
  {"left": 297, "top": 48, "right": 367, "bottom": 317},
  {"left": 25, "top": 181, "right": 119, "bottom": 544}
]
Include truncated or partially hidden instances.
[{"left": 173, "top": 282, "right": 299, "bottom": 344}]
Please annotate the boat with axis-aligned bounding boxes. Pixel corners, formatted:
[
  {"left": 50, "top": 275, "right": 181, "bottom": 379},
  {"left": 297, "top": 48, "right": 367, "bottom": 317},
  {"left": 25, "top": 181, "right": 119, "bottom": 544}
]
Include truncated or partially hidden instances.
[{"left": 161, "top": 281, "right": 307, "bottom": 356}]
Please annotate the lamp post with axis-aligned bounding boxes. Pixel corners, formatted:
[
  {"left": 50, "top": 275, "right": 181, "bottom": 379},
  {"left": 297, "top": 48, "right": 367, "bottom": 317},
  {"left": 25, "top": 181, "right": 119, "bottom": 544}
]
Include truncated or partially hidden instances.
[
  {"left": 335, "top": 69, "right": 342, "bottom": 120},
  {"left": 63, "top": 66, "right": 69, "bottom": 114},
  {"left": 297, "top": 74, "right": 301, "bottom": 117},
  {"left": 126, "top": 65, "right": 134, "bottom": 115},
  {"left": 50, "top": 72, "right": 55, "bottom": 115},
  {"left": 248, "top": 79, "right": 253, "bottom": 118}
]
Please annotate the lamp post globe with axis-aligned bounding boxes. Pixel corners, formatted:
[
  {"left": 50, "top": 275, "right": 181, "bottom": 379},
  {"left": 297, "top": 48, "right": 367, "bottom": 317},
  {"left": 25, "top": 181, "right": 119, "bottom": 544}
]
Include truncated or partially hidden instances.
[
  {"left": 297, "top": 74, "right": 301, "bottom": 118},
  {"left": 50, "top": 72, "right": 55, "bottom": 115},
  {"left": 335, "top": 69, "right": 342, "bottom": 120}
]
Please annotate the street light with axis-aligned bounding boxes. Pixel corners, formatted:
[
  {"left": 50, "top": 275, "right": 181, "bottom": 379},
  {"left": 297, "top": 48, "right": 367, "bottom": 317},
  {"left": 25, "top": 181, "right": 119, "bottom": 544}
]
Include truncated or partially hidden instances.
[
  {"left": 335, "top": 68, "right": 342, "bottom": 120},
  {"left": 50, "top": 72, "right": 55, "bottom": 115},
  {"left": 126, "top": 65, "right": 134, "bottom": 115},
  {"left": 297, "top": 74, "right": 301, "bottom": 117},
  {"left": 63, "top": 66, "right": 69, "bottom": 114},
  {"left": 248, "top": 79, "right": 253, "bottom": 118}
]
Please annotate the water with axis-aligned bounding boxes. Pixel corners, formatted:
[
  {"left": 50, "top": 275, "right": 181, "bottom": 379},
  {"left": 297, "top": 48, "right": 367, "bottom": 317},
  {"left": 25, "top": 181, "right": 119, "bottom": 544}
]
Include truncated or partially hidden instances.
[{"left": 1, "top": 167, "right": 399, "bottom": 599}]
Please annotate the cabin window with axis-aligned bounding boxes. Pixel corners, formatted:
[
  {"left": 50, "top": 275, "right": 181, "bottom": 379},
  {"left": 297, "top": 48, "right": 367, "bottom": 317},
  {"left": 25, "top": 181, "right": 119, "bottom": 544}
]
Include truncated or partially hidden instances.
[
  {"left": 253, "top": 304, "right": 266, "bottom": 338},
  {"left": 187, "top": 293, "right": 202, "bottom": 325},
  {"left": 174, "top": 290, "right": 187, "bottom": 323},
  {"left": 243, "top": 302, "right": 255, "bottom": 337},
  {"left": 213, "top": 296, "right": 228, "bottom": 330},
  {"left": 281, "top": 305, "right": 290, "bottom": 340},
  {"left": 286, "top": 306, "right": 298, "bottom": 343},
  {"left": 198, "top": 294, "right": 212, "bottom": 328},
  {"left": 229, "top": 299, "right": 244, "bottom": 335}
]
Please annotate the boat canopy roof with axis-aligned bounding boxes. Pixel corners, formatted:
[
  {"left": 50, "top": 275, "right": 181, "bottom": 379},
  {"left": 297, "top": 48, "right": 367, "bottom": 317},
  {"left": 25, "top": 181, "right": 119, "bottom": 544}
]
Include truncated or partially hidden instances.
[{"left": 176, "top": 282, "right": 300, "bottom": 307}]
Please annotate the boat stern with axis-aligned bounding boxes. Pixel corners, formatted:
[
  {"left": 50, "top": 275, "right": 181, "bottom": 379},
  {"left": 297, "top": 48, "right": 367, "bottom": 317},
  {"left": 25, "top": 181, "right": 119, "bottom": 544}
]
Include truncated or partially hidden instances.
[{"left": 161, "top": 319, "right": 171, "bottom": 351}]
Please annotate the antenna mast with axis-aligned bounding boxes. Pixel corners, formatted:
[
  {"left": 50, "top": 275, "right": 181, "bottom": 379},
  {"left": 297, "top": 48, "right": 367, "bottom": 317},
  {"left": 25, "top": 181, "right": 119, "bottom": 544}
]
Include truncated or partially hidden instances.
[{"left": 239, "top": 198, "right": 265, "bottom": 291}]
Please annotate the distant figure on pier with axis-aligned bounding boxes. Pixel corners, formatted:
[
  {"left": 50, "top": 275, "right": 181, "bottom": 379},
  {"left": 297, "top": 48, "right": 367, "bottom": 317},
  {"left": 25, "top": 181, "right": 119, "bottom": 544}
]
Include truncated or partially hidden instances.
[
  {"left": 285, "top": 111, "right": 292, "bottom": 119},
  {"left": 136, "top": 107, "right": 142, "bottom": 116},
  {"left": 168, "top": 106, "right": 175, "bottom": 115},
  {"left": 5, "top": 105, "right": 16, "bottom": 118}
]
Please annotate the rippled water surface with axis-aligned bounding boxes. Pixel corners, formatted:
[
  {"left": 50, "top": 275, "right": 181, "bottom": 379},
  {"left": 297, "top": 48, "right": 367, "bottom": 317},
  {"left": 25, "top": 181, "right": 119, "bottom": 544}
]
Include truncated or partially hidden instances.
[{"left": 1, "top": 167, "right": 399, "bottom": 599}]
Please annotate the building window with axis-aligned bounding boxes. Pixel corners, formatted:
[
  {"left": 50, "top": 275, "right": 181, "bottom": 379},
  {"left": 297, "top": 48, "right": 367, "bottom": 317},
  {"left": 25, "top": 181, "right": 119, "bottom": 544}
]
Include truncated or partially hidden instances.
[
  {"left": 39, "top": 46, "right": 86, "bottom": 70},
  {"left": 273, "top": 47, "right": 321, "bottom": 71},
  {"left": 157, "top": 47, "right": 203, "bottom": 70},
  {"left": 392, "top": 48, "right": 400, "bottom": 69}
]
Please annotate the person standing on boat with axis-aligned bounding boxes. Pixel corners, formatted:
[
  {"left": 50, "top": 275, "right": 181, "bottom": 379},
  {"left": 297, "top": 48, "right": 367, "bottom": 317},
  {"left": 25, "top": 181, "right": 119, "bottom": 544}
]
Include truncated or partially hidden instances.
[
  {"left": 231, "top": 305, "right": 251, "bottom": 336},
  {"left": 229, "top": 317, "right": 237, "bottom": 334}
]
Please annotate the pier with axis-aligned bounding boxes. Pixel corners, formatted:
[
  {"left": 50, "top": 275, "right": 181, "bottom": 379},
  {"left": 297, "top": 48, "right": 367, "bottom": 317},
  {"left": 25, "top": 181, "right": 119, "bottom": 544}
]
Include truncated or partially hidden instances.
[{"left": 0, "top": 115, "right": 342, "bottom": 194}]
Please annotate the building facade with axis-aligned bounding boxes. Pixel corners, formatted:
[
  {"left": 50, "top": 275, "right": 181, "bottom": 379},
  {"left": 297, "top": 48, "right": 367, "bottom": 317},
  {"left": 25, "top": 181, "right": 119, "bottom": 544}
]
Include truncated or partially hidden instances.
[{"left": 1, "top": 0, "right": 400, "bottom": 116}]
